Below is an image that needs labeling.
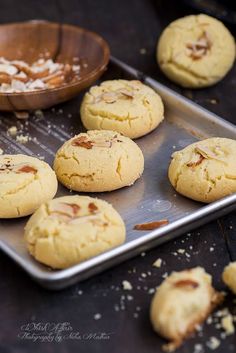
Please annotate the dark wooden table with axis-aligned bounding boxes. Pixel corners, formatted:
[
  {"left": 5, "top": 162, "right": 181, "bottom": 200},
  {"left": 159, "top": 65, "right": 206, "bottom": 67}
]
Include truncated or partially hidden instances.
[{"left": 1, "top": 1, "right": 236, "bottom": 352}]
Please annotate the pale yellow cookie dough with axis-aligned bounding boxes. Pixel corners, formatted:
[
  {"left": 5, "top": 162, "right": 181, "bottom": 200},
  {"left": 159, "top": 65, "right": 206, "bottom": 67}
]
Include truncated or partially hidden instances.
[
  {"left": 157, "top": 14, "right": 236, "bottom": 88},
  {"left": 80, "top": 79, "right": 164, "bottom": 139},
  {"left": 150, "top": 267, "right": 222, "bottom": 350},
  {"left": 53, "top": 130, "right": 144, "bottom": 192},
  {"left": 0, "top": 154, "right": 57, "bottom": 218},
  {"left": 168, "top": 138, "right": 236, "bottom": 203},
  {"left": 24, "top": 195, "right": 126, "bottom": 269},
  {"left": 222, "top": 262, "right": 236, "bottom": 295}
]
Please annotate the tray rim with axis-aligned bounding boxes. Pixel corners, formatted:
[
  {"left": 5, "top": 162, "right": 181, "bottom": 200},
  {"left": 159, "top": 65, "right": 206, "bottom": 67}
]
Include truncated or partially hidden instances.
[
  {"left": 1, "top": 193, "right": 236, "bottom": 284},
  {"left": 1, "top": 56, "right": 236, "bottom": 288}
]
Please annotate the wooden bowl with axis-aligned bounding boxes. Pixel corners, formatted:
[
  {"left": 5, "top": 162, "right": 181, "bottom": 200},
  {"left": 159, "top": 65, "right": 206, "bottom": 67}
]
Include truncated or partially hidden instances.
[{"left": 0, "top": 20, "right": 110, "bottom": 111}]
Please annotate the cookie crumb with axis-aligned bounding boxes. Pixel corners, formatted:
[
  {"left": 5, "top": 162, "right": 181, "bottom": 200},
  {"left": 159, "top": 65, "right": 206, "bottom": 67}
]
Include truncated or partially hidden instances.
[
  {"left": 221, "top": 313, "right": 235, "bottom": 335},
  {"left": 139, "top": 48, "right": 147, "bottom": 55},
  {"left": 94, "top": 313, "right": 102, "bottom": 320},
  {"left": 153, "top": 258, "right": 162, "bottom": 268},
  {"left": 35, "top": 109, "right": 44, "bottom": 119},
  {"left": 122, "top": 280, "right": 133, "bottom": 291},
  {"left": 8, "top": 126, "right": 18, "bottom": 136},
  {"left": 16, "top": 134, "right": 29, "bottom": 144},
  {"left": 206, "top": 336, "right": 220, "bottom": 350},
  {"left": 177, "top": 248, "right": 185, "bottom": 254},
  {"left": 148, "top": 288, "right": 155, "bottom": 294}
]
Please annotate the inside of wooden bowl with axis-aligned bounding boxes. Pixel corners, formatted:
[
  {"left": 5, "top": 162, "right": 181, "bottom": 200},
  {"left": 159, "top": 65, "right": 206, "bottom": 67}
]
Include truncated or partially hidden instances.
[{"left": 0, "top": 20, "right": 110, "bottom": 87}]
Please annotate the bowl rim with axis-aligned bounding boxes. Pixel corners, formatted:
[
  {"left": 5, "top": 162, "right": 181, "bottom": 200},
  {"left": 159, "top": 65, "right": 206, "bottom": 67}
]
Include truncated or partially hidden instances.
[{"left": 0, "top": 20, "right": 110, "bottom": 98}]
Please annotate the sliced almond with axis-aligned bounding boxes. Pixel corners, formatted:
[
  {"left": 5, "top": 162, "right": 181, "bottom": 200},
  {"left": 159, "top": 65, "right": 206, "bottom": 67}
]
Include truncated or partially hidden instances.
[
  {"left": 186, "top": 31, "right": 211, "bottom": 60},
  {"left": 62, "top": 202, "right": 80, "bottom": 215},
  {"left": 88, "top": 202, "right": 98, "bottom": 213},
  {"left": 174, "top": 279, "right": 199, "bottom": 289},
  {"left": 69, "top": 213, "right": 102, "bottom": 225},
  {"left": 195, "top": 146, "right": 227, "bottom": 164},
  {"left": 0, "top": 73, "right": 11, "bottom": 84},
  {"left": 134, "top": 219, "right": 169, "bottom": 230},
  {"left": 187, "top": 154, "right": 205, "bottom": 167},
  {"left": 118, "top": 88, "right": 134, "bottom": 99},
  {"left": 16, "top": 165, "right": 37, "bottom": 174},
  {"left": 102, "top": 92, "right": 118, "bottom": 103},
  {"left": 72, "top": 136, "right": 93, "bottom": 149},
  {"left": 50, "top": 202, "right": 80, "bottom": 219}
]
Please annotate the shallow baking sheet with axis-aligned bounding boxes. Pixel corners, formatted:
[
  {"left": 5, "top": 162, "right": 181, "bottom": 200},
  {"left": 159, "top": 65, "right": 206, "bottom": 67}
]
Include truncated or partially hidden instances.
[{"left": 0, "top": 56, "right": 236, "bottom": 290}]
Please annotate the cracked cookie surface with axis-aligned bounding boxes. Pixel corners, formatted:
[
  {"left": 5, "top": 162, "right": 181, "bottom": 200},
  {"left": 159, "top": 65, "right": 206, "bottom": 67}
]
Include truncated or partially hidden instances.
[
  {"left": 53, "top": 130, "right": 144, "bottom": 192},
  {"left": 0, "top": 154, "right": 57, "bottom": 218},
  {"left": 80, "top": 79, "right": 164, "bottom": 139},
  {"left": 24, "top": 195, "right": 126, "bottom": 269},
  {"left": 157, "top": 14, "right": 235, "bottom": 88},
  {"left": 168, "top": 137, "right": 236, "bottom": 203},
  {"left": 150, "top": 267, "right": 223, "bottom": 351}
]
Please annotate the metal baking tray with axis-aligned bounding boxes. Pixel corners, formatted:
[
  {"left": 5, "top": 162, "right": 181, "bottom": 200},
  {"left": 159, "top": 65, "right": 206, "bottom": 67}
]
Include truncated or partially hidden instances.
[{"left": 0, "top": 56, "right": 236, "bottom": 290}]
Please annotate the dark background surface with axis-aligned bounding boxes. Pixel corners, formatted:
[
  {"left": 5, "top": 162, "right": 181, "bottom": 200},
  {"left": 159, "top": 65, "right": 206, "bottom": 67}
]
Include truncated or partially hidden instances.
[{"left": 0, "top": 0, "right": 236, "bottom": 352}]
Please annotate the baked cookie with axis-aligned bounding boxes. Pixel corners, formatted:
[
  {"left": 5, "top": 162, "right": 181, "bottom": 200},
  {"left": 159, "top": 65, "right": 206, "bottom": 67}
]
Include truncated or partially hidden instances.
[
  {"left": 157, "top": 14, "right": 235, "bottom": 88},
  {"left": 0, "top": 154, "right": 57, "bottom": 218},
  {"left": 80, "top": 79, "right": 164, "bottom": 139},
  {"left": 222, "top": 262, "right": 236, "bottom": 295},
  {"left": 53, "top": 130, "right": 144, "bottom": 192},
  {"left": 168, "top": 137, "right": 236, "bottom": 203},
  {"left": 24, "top": 195, "right": 126, "bottom": 269},
  {"left": 150, "top": 267, "right": 223, "bottom": 351}
]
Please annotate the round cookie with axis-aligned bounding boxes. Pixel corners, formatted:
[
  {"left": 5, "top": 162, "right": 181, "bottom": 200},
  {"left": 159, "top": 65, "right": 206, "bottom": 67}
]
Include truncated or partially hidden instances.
[
  {"left": 0, "top": 154, "right": 57, "bottom": 218},
  {"left": 24, "top": 195, "right": 126, "bottom": 269},
  {"left": 168, "top": 137, "right": 236, "bottom": 203},
  {"left": 150, "top": 267, "right": 222, "bottom": 350},
  {"left": 222, "top": 262, "right": 236, "bottom": 295},
  {"left": 53, "top": 130, "right": 144, "bottom": 192},
  {"left": 157, "top": 14, "right": 236, "bottom": 88},
  {"left": 80, "top": 79, "right": 164, "bottom": 139}
]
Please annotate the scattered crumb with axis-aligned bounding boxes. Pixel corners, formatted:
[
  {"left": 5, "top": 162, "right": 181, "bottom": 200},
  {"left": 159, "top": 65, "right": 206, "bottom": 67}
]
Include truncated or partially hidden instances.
[
  {"left": 8, "top": 126, "right": 17, "bottom": 136},
  {"left": 94, "top": 313, "right": 102, "bottom": 320},
  {"left": 133, "top": 312, "right": 139, "bottom": 318},
  {"left": 35, "top": 109, "right": 44, "bottom": 118},
  {"left": 207, "top": 316, "right": 213, "bottom": 325},
  {"left": 221, "top": 313, "right": 235, "bottom": 335},
  {"left": 127, "top": 295, "right": 133, "bottom": 301},
  {"left": 0, "top": 148, "right": 3, "bottom": 155},
  {"left": 16, "top": 134, "right": 29, "bottom": 144},
  {"left": 78, "top": 290, "right": 83, "bottom": 295},
  {"left": 148, "top": 288, "right": 155, "bottom": 294},
  {"left": 139, "top": 48, "right": 147, "bottom": 55},
  {"left": 141, "top": 252, "right": 146, "bottom": 257},
  {"left": 122, "top": 280, "right": 132, "bottom": 291},
  {"left": 210, "top": 247, "right": 214, "bottom": 252},
  {"left": 153, "top": 258, "right": 162, "bottom": 268},
  {"left": 177, "top": 249, "right": 185, "bottom": 254},
  {"left": 162, "top": 272, "right": 168, "bottom": 279},
  {"left": 206, "top": 336, "right": 220, "bottom": 350},
  {"left": 193, "top": 343, "right": 204, "bottom": 353},
  {"left": 141, "top": 273, "right": 147, "bottom": 278}
]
